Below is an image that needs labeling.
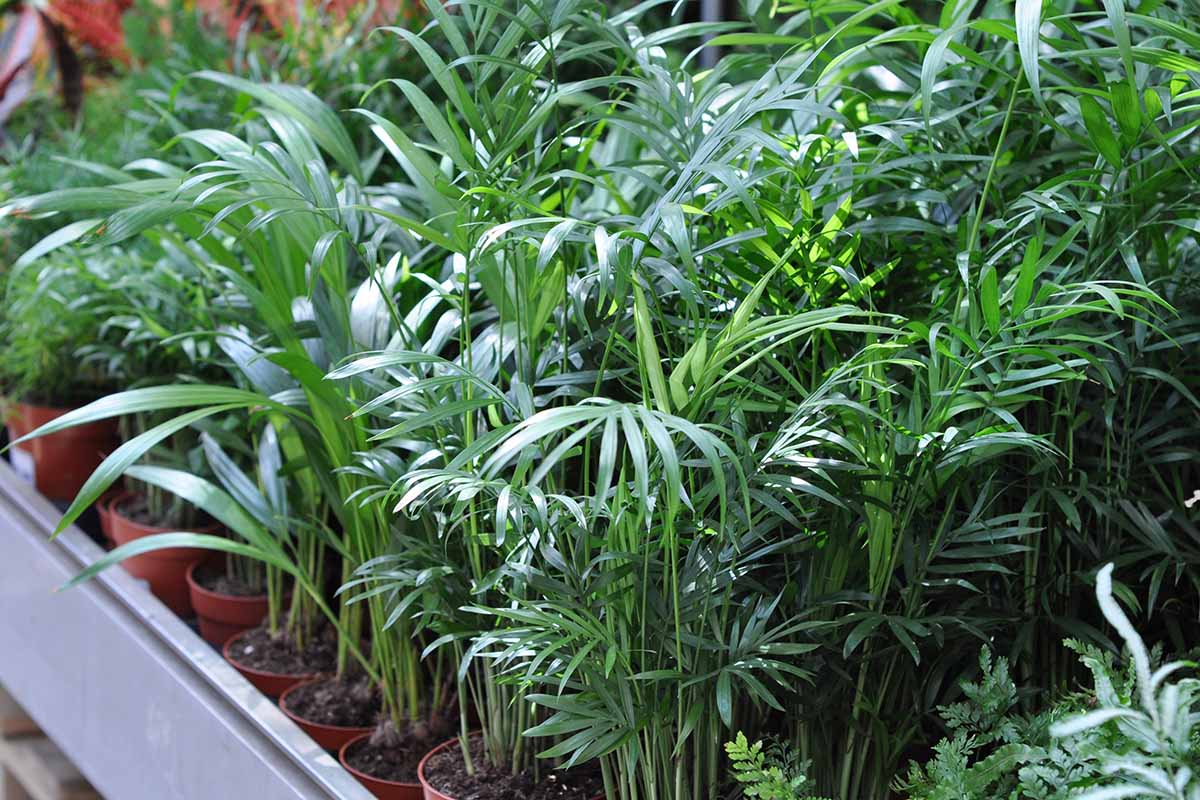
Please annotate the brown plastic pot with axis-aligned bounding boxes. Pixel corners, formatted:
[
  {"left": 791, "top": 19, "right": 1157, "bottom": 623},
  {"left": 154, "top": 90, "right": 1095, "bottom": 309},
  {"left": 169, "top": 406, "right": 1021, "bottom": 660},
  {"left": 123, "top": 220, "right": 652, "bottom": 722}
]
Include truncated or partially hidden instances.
[
  {"left": 415, "top": 736, "right": 457, "bottom": 800},
  {"left": 339, "top": 733, "right": 423, "bottom": 800},
  {"left": 222, "top": 630, "right": 319, "bottom": 698},
  {"left": 279, "top": 679, "right": 373, "bottom": 752},
  {"left": 5, "top": 401, "right": 118, "bottom": 502},
  {"left": 186, "top": 561, "right": 270, "bottom": 647},
  {"left": 96, "top": 486, "right": 125, "bottom": 547},
  {"left": 416, "top": 736, "right": 603, "bottom": 800},
  {"left": 107, "top": 492, "right": 210, "bottom": 615}
]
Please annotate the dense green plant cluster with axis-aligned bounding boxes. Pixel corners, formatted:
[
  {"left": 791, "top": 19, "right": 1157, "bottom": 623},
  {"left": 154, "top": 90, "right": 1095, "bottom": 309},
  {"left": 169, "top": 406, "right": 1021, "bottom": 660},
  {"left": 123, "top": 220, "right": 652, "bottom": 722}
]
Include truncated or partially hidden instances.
[
  {"left": 0, "top": 250, "right": 127, "bottom": 404},
  {"left": 901, "top": 564, "right": 1199, "bottom": 800},
  {"left": 1, "top": 0, "right": 1198, "bottom": 798}
]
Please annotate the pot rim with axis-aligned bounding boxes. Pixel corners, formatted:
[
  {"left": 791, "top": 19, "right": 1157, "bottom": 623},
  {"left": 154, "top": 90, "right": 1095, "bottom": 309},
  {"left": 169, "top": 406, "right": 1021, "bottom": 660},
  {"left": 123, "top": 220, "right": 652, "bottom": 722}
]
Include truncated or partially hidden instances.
[
  {"left": 108, "top": 491, "right": 222, "bottom": 535},
  {"left": 105, "top": 489, "right": 136, "bottom": 515},
  {"left": 338, "top": 731, "right": 422, "bottom": 790},
  {"left": 10, "top": 399, "right": 88, "bottom": 414},
  {"left": 415, "top": 734, "right": 603, "bottom": 800},
  {"left": 186, "top": 560, "right": 269, "bottom": 605},
  {"left": 222, "top": 630, "right": 322, "bottom": 682},
  {"left": 6, "top": 400, "right": 119, "bottom": 432},
  {"left": 279, "top": 678, "right": 376, "bottom": 734},
  {"left": 416, "top": 734, "right": 460, "bottom": 796}
]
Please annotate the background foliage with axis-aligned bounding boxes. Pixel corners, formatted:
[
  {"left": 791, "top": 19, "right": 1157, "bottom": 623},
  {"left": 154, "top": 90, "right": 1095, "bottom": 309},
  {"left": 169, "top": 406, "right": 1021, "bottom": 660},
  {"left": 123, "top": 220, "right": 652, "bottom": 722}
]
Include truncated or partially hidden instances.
[{"left": 1, "top": 0, "right": 1197, "bottom": 798}]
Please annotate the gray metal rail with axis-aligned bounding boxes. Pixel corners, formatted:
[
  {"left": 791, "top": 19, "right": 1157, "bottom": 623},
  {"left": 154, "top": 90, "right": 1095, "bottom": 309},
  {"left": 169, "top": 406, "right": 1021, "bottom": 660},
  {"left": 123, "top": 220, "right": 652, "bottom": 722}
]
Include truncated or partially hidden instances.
[{"left": 0, "top": 459, "right": 370, "bottom": 800}]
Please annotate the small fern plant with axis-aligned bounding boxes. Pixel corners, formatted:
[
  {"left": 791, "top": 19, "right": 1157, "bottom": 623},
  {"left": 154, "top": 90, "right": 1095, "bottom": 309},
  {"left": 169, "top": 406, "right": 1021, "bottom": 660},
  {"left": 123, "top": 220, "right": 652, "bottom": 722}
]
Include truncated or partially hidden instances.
[
  {"left": 898, "top": 562, "right": 1198, "bottom": 800},
  {"left": 1047, "top": 562, "right": 1199, "bottom": 800},
  {"left": 726, "top": 732, "right": 832, "bottom": 800}
]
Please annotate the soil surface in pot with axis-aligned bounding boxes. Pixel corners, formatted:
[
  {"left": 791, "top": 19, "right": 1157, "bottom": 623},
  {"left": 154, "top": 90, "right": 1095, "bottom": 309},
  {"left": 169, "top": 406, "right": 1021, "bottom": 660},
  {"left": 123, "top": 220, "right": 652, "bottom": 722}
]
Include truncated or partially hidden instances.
[
  {"left": 193, "top": 563, "right": 265, "bottom": 597},
  {"left": 227, "top": 624, "right": 338, "bottom": 675},
  {"left": 116, "top": 495, "right": 209, "bottom": 529},
  {"left": 287, "top": 677, "right": 380, "bottom": 728},
  {"left": 344, "top": 717, "right": 455, "bottom": 784},
  {"left": 422, "top": 737, "right": 604, "bottom": 800}
]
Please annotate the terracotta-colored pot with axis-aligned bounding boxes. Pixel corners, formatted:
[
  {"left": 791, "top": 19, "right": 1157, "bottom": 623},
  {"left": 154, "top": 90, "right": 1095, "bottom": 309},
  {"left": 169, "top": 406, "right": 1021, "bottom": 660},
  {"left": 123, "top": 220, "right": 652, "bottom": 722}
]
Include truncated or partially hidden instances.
[
  {"left": 223, "top": 631, "right": 319, "bottom": 698},
  {"left": 340, "top": 733, "right": 423, "bottom": 800},
  {"left": 416, "top": 736, "right": 603, "bottom": 800},
  {"left": 96, "top": 486, "right": 125, "bottom": 546},
  {"left": 186, "top": 561, "right": 270, "bottom": 647},
  {"left": 416, "top": 736, "right": 457, "bottom": 800},
  {"left": 5, "top": 401, "right": 118, "bottom": 502},
  {"left": 279, "top": 679, "right": 373, "bottom": 752},
  {"left": 107, "top": 492, "right": 209, "bottom": 615}
]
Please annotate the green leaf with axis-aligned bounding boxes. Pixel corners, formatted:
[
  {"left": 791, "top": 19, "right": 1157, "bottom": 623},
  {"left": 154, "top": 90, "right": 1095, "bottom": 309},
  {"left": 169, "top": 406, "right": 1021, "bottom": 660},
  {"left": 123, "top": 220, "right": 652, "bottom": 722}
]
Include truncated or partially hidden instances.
[
  {"left": 844, "top": 616, "right": 884, "bottom": 658},
  {"left": 14, "top": 219, "right": 102, "bottom": 269},
  {"left": 1110, "top": 81, "right": 1141, "bottom": 143},
  {"left": 1079, "top": 95, "right": 1123, "bottom": 170},
  {"left": 1049, "top": 707, "right": 1138, "bottom": 737},
  {"left": 980, "top": 265, "right": 1000, "bottom": 336},
  {"left": 53, "top": 405, "right": 248, "bottom": 536},
  {"left": 124, "top": 465, "right": 285, "bottom": 559},
  {"left": 716, "top": 670, "right": 733, "bottom": 727},
  {"left": 1099, "top": 0, "right": 1137, "bottom": 96},
  {"left": 1015, "top": 0, "right": 1045, "bottom": 108},
  {"left": 63, "top": 533, "right": 272, "bottom": 591},
  {"left": 1012, "top": 230, "right": 1043, "bottom": 316},
  {"left": 193, "top": 72, "right": 362, "bottom": 182},
  {"left": 6, "top": 386, "right": 271, "bottom": 448},
  {"left": 381, "top": 79, "right": 472, "bottom": 173},
  {"left": 632, "top": 283, "right": 672, "bottom": 414}
]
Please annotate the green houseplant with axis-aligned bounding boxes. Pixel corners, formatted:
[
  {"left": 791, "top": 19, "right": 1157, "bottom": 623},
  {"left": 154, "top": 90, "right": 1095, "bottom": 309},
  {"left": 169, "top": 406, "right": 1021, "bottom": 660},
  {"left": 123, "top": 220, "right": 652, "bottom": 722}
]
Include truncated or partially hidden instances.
[
  {"left": 899, "top": 562, "right": 1199, "bottom": 800},
  {"left": 340, "top": 2, "right": 1185, "bottom": 799},
  {"left": 0, "top": 0, "right": 1197, "bottom": 797},
  {"left": 1, "top": 248, "right": 124, "bottom": 501},
  {"left": 3, "top": 71, "right": 448, "bottom": 776},
  {"left": 79, "top": 241, "right": 252, "bottom": 617}
]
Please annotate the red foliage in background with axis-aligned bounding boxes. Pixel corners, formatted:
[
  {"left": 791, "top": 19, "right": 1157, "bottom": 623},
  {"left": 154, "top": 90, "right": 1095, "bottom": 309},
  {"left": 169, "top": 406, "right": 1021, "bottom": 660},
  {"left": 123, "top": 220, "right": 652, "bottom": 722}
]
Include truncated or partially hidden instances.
[
  {"left": 192, "top": 1, "right": 423, "bottom": 46},
  {"left": 192, "top": 0, "right": 256, "bottom": 40},
  {"left": 1, "top": 0, "right": 425, "bottom": 126},
  {"left": 43, "top": 0, "right": 134, "bottom": 63},
  {"left": 257, "top": 0, "right": 422, "bottom": 32},
  {"left": 27, "top": 1, "right": 423, "bottom": 68}
]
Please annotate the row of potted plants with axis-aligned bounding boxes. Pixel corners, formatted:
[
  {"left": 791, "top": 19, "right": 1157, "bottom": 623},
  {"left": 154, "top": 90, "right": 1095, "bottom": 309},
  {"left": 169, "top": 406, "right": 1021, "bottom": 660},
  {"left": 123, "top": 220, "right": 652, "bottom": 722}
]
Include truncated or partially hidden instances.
[
  {"left": 2, "top": 0, "right": 1199, "bottom": 798},
  {"left": 0, "top": 207, "right": 507, "bottom": 798},
  {"left": 3, "top": 3, "right": 614, "bottom": 793}
]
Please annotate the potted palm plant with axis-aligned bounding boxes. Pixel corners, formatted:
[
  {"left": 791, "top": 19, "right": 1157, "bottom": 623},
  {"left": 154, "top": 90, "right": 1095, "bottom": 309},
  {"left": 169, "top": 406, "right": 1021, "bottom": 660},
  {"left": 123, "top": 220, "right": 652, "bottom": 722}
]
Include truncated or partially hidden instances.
[
  {"left": 3, "top": 75, "right": 438, "bottom": 739},
  {"left": 327, "top": 6, "right": 631, "bottom": 796},
  {"left": 0, "top": 250, "right": 122, "bottom": 502},
  {"left": 1, "top": 2, "right": 1198, "bottom": 799},
  {"left": 334, "top": 5, "right": 888, "bottom": 798},
  {"left": 194, "top": 426, "right": 339, "bottom": 694},
  {"left": 75, "top": 244, "right": 252, "bottom": 617}
]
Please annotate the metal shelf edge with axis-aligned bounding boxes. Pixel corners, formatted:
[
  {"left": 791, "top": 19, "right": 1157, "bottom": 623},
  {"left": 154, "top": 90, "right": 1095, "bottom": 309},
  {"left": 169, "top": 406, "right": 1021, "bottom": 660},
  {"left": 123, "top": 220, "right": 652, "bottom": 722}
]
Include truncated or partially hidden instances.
[{"left": 0, "top": 459, "right": 371, "bottom": 800}]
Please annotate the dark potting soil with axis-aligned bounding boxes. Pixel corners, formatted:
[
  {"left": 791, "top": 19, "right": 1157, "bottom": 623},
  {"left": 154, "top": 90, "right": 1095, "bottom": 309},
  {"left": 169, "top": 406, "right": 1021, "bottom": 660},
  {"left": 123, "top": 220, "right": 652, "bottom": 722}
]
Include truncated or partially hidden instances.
[
  {"left": 343, "top": 717, "right": 456, "bottom": 784},
  {"left": 116, "top": 496, "right": 162, "bottom": 526},
  {"left": 420, "top": 737, "right": 604, "bottom": 800},
  {"left": 193, "top": 563, "right": 264, "bottom": 597},
  {"left": 227, "top": 624, "right": 338, "bottom": 675},
  {"left": 285, "top": 676, "right": 380, "bottom": 728},
  {"left": 116, "top": 495, "right": 207, "bottom": 529}
]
